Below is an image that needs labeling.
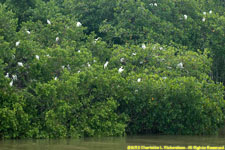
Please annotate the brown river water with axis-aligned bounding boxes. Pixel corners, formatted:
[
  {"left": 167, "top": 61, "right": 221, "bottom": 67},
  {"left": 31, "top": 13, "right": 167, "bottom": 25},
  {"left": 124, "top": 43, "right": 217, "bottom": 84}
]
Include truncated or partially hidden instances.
[{"left": 1, "top": 135, "right": 225, "bottom": 150}]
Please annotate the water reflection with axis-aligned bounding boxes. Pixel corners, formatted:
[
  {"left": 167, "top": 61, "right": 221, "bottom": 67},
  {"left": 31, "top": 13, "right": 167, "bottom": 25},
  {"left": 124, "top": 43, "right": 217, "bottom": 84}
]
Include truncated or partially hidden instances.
[{"left": 0, "top": 135, "right": 225, "bottom": 150}]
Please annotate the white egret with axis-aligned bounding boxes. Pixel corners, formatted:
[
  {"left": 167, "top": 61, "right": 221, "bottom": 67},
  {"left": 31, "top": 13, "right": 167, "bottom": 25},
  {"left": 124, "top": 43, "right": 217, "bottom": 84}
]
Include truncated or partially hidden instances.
[
  {"left": 167, "top": 66, "right": 172, "bottom": 69},
  {"left": 76, "top": 22, "right": 82, "bottom": 27},
  {"left": 202, "top": 17, "right": 206, "bottom": 22},
  {"left": 77, "top": 70, "right": 80, "bottom": 73},
  {"left": 12, "top": 75, "right": 17, "bottom": 81},
  {"left": 35, "top": 55, "right": 40, "bottom": 60},
  {"left": 118, "top": 66, "right": 124, "bottom": 73},
  {"left": 149, "top": 3, "right": 153, "bottom": 6},
  {"left": 137, "top": 78, "right": 141, "bottom": 82},
  {"left": 94, "top": 37, "right": 100, "bottom": 44},
  {"left": 104, "top": 61, "right": 109, "bottom": 69},
  {"left": 54, "top": 77, "right": 57, "bottom": 80},
  {"left": 120, "top": 58, "right": 125, "bottom": 63},
  {"left": 87, "top": 62, "right": 91, "bottom": 67},
  {"left": 142, "top": 44, "right": 146, "bottom": 49},
  {"left": 203, "top": 12, "right": 206, "bottom": 15},
  {"left": 9, "top": 80, "right": 13, "bottom": 87},
  {"left": 5, "top": 73, "right": 9, "bottom": 78},
  {"left": 93, "top": 59, "right": 96, "bottom": 63},
  {"left": 47, "top": 19, "right": 51, "bottom": 25},
  {"left": 209, "top": 10, "right": 212, "bottom": 14},
  {"left": 61, "top": 66, "right": 65, "bottom": 69},
  {"left": 56, "top": 37, "right": 59, "bottom": 42},
  {"left": 16, "top": 41, "right": 20, "bottom": 47},
  {"left": 154, "top": 3, "right": 157, "bottom": 6},
  {"left": 78, "top": 50, "right": 81, "bottom": 53},
  {"left": 184, "top": 14, "right": 188, "bottom": 20},
  {"left": 26, "top": 30, "right": 31, "bottom": 34},
  {"left": 18, "top": 62, "right": 23, "bottom": 67},
  {"left": 177, "top": 62, "right": 184, "bottom": 69},
  {"left": 132, "top": 52, "right": 136, "bottom": 56}
]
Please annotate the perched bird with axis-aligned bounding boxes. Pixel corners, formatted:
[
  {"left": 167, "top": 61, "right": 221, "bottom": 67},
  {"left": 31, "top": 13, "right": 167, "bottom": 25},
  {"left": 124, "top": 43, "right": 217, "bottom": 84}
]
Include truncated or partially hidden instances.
[
  {"left": 26, "top": 30, "right": 31, "bottom": 34},
  {"left": 76, "top": 22, "right": 82, "bottom": 27},
  {"left": 47, "top": 19, "right": 51, "bottom": 25},
  {"left": 137, "top": 78, "right": 141, "bottom": 82},
  {"left": 154, "top": 3, "right": 157, "bottom": 6},
  {"left": 94, "top": 37, "right": 100, "bottom": 44},
  {"left": 104, "top": 61, "right": 109, "bottom": 69},
  {"left": 93, "top": 59, "right": 96, "bottom": 63},
  {"left": 203, "top": 12, "right": 206, "bottom": 15},
  {"left": 56, "top": 37, "right": 59, "bottom": 42},
  {"left": 16, "top": 41, "right": 20, "bottom": 47},
  {"left": 67, "top": 64, "right": 71, "bottom": 70},
  {"left": 184, "top": 14, "right": 188, "bottom": 20},
  {"left": 142, "top": 44, "right": 146, "bottom": 49},
  {"left": 87, "top": 62, "right": 91, "bottom": 67},
  {"left": 18, "top": 62, "right": 23, "bottom": 67},
  {"left": 120, "top": 58, "right": 125, "bottom": 63},
  {"left": 35, "top": 55, "right": 40, "bottom": 60},
  {"left": 78, "top": 50, "right": 81, "bottom": 53},
  {"left": 132, "top": 52, "right": 136, "bottom": 56},
  {"left": 12, "top": 74, "right": 17, "bottom": 81},
  {"left": 61, "top": 66, "right": 65, "bottom": 69},
  {"left": 167, "top": 66, "right": 172, "bottom": 69},
  {"left": 77, "top": 70, "right": 81, "bottom": 73},
  {"left": 202, "top": 17, "right": 206, "bottom": 22},
  {"left": 177, "top": 62, "right": 184, "bottom": 69},
  {"left": 9, "top": 80, "right": 13, "bottom": 87},
  {"left": 209, "top": 10, "right": 212, "bottom": 14},
  {"left": 162, "top": 77, "right": 167, "bottom": 80},
  {"left": 118, "top": 66, "right": 124, "bottom": 73},
  {"left": 5, "top": 73, "right": 9, "bottom": 78},
  {"left": 54, "top": 77, "right": 57, "bottom": 80},
  {"left": 149, "top": 3, "right": 153, "bottom": 6}
]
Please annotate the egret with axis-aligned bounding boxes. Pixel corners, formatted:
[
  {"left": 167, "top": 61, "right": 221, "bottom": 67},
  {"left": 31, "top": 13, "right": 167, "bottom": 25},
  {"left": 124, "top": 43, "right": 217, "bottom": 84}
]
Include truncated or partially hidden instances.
[
  {"left": 93, "top": 59, "right": 96, "bottom": 63},
  {"left": 209, "top": 10, "right": 212, "bottom": 14},
  {"left": 94, "top": 37, "right": 100, "bottom": 44},
  {"left": 76, "top": 22, "right": 82, "bottom": 27},
  {"left": 167, "top": 66, "right": 172, "bottom": 69},
  {"left": 16, "top": 41, "right": 20, "bottom": 47},
  {"left": 35, "top": 55, "right": 40, "bottom": 60},
  {"left": 9, "top": 80, "right": 13, "bottom": 87},
  {"left": 104, "top": 61, "right": 109, "bottom": 69},
  {"left": 120, "top": 58, "right": 125, "bottom": 63},
  {"left": 162, "top": 77, "right": 167, "bottom": 80},
  {"left": 87, "top": 62, "right": 91, "bottom": 67},
  {"left": 77, "top": 70, "right": 80, "bottom": 73},
  {"left": 132, "top": 52, "right": 136, "bottom": 56},
  {"left": 177, "top": 62, "right": 184, "bottom": 69},
  {"left": 5, "top": 73, "right": 9, "bottom": 78},
  {"left": 149, "top": 3, "right": 153, "bottom": 6},
  {"left": 184, "top": 14, "right": 188, "bottom": 20},
  {"left": 61, "top": 66, "right": 65, "bottom": 69},
  {"left": 154, "top": 3, "right": 157, "bottom": 6},
  {"left": 118, "top": 66, "right": 124, "bottom": 73},
  {"left": 202, "top": 17, "right": 206, "bottom": 22},
  {"left": 47, "top": 19, "right": 51, "bottom": 25},
  {"left": 26, "top": 30, "right": 31, "bottom": 34},
  {"left": 12, "top": 75, "right": 17, "bottom": 81},
  {"left": 203, "top": 12, "right": 206, "bottom": 15},
  {"left": 54, "top": 77, "right": 57, "bottom": 80},
  {"left": 67, "top": 64, "right": 71, "bottom": 70},
  {"left": 56, "top": 37, "right": 59, "bottom": 42},
  {"left": 78, "top": 50, "right": 81, "bottom": 53},
  {"left": 18, "top": 62, "right": 23, "bottom": 67},
  {"left": 142, "top": 44, "right": 146, "bottom": 49},
  {"left": 137, "top": 78, "right": 141, "bottom": 82}
]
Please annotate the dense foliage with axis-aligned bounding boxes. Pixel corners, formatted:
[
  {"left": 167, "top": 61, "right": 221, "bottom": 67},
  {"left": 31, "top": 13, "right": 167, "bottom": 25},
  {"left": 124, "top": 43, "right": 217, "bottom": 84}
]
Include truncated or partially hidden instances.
[{"left": 0, "top": 0, "right": 224, "bottom": 138}]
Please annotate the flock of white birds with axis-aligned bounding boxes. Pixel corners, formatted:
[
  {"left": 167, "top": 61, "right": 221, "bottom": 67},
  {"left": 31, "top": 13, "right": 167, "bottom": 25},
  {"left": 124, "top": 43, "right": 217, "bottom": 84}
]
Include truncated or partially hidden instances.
[{"left": 6, "top": 9, "right": 213, "bottom": 87}]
